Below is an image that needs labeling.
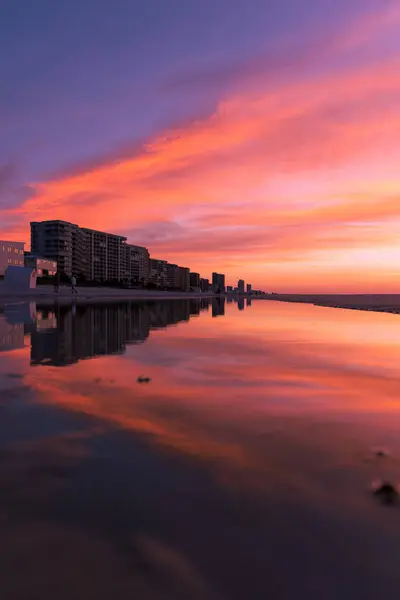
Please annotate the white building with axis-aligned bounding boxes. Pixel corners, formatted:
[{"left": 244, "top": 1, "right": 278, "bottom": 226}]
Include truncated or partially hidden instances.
[{"left": 0, "top": 241, "right": 25, "bottom": 276}]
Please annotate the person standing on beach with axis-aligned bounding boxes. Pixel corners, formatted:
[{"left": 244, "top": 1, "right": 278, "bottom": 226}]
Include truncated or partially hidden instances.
[
  {"left": 71, "top": 275, "right": 78, "bottom": 294},
  {"left": 54, "top": 270, "right": 60, "bottom": 293}
]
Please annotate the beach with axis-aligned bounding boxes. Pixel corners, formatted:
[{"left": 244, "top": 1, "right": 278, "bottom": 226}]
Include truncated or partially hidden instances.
[{"left": 263, "top": 293, "right": 400, "bottom": 314}]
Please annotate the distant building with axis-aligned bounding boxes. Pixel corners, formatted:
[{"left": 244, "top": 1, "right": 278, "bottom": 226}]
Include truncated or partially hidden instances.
[
  {"left": 238, "top": 279, "right": 245, "bottom": 294},
  {"left": 149, "top": 258, "right": 168, "bottom": 288},
  {"left": 226, "top": 285, "right": 233, "bottom": 293},
  {"left": 200, "top": 278, "right": 210, "bottom": 293},
  {"left": 189, "top": 272, "right": 201, "bottom": 289},
  {"left": 212, "top": 272, "right": 225, "bottom": 293},
  {"left": 177, "top": 266, "right": 190, "bottom": 292},
  {"left": 246, "top": 283, "right": 252, "bottom": 293},
  {"left": 25, "top": 254, "right": 57, "bottom": 277},
  {"left": 124, "top": 244, "right": 150, "bottom": 285},
  {"left": 165, "top": 263, "right": 181, "bottom": 289},
  {"left": 0, "top": 241, "right": 25, "bottom": 275}
]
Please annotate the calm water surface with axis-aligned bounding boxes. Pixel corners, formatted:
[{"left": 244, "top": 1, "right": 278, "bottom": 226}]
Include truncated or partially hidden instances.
[{"left": 1, "top": 298, "right": 400, "bottom": 599}]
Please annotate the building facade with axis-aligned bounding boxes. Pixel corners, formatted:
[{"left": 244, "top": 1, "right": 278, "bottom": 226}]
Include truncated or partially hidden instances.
[
  {"left": 123, "top": 244, "right": 150, "bottom": 285},
  {"left": 31, "top": 221, "right": 84, "bottom": 278},
  {"left": 212, "top": 272, "right": 225, "bottom": 293},
  {"left": 189, "top": 272, "right": 201, "bottom": 289},
  {"left": 238, "top": 279, "right": 245, "bottom": 294},
  {"left": 200, "top": 278, "right": 210, "bottom": 293},
  {"left": 177, "top": 266, "right": 190, "bottom": 292},
  {"left": 149, "top": 258, "right": 168, "bottom": 288},
  {"left": 31, "top": 220, "right": 129, "bottom": 281},
  {"left": 25, "top": 254, "right": 57, "bottom": 277},
  {"left": 246, "top": 283, "right": 252, "bottom": 293},
  {"left": 0, "top": 241, "right": 25, "bottom": 275},
  {"left": 81, "top": 227, "right": 126, "bottom": 282}
]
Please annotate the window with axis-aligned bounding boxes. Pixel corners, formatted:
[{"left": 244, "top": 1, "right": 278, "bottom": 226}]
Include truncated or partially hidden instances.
[{"left": 8, "top": 258, "right": 11, "bottom": 264}]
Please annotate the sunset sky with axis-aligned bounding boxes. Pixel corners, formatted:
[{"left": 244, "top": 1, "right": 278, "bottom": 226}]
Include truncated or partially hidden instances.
[{"left": 1, "top": 0, "right": 400, "bottom": 292}]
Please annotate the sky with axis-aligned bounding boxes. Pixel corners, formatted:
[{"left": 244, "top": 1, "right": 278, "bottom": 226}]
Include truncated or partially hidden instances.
[{"left": 1, "top": 0, "right": 400, "bottom": 292}]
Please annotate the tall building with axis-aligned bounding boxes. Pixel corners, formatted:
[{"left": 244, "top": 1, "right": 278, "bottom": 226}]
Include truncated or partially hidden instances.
[
  {"left": 177, "top": 266, "right": 190, "bottom": 292},
  {"left": 124, "top": 244, "right": 150, "bottom": 285},
  {"left": 238, "top": 279, "right": 245, "bottom": 294},
  {"left": 0, "top": 241, "right": 25, "bottom": 275},
  {"left": 81, "top": 227, "right": 126, "bottom": 281},
  {"left": 246, "top": 283, "right": 252, "bottom": 293},
  {"left": 31, "top": 220, "right": 128, "bottom": 281},
  {"left": 149, "top": 258, "right": 168, "bottom": 288},
  {"left": 31, "top": 220, "right": 84, "bottom": 277},
  {"left": 166, "top": 263, "right": 180, "bottom": 289},
  {"left": 212, "top": 272, "right": 225, "bottom": 293},
  {"left": 200, "top": 278, "right": 210, "bottom": 293},
  {"left": 189, "top": 272, "right": 201, "bottom": 288}
]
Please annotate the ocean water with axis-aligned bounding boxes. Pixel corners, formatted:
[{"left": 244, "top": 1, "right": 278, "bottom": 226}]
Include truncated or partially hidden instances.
[{"left": 1, "top": 298, "right": 400, "bottom": 599}]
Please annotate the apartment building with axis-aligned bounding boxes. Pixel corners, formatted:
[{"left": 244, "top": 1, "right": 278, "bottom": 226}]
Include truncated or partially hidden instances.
[
  {"left": 124, "top": 244, "right": 150, "bottom": 285},
  {"left": 0, "top": 241, "right": 25, "bottom": 275},
  {"left": 81, "top": 227, "right": 126, "bottom": 281},
  {"left": 31, "top": 221, "right": 84, "bottom": 277},
  {"left": 31, "top": 220, "right": 127, "bottom": 281},
  {"left": 212, "top": 272, "right": 225, "bottom": 293},
  {"left": 166, "top": 263, "right": 180, "bottom": 289},
  {"left": 178, "top": 266, "right": 190, "bottom": 292},
  {"left": 200, "top": 278, "right": 210, "bottom": 293},
  {"left": 149, "top": 258, "right": 168, "bottom": 288},
  {"left": 189, "top": 272, "right": 201, "bottom": 288}
]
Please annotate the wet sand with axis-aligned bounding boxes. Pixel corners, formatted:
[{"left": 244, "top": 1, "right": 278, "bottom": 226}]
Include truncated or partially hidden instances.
[{"left": 263, "top": 293, "right": 400, "bottom": 314}]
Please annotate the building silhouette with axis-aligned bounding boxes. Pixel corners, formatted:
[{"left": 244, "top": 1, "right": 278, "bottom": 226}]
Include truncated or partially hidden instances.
[{"left": 212, "top": 272, "right": 225, "bottom": 293}]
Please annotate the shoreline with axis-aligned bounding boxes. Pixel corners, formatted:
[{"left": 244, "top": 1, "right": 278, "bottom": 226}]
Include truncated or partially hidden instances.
[
  {"left": 1, "top": 284, "right": 400, "bottom": 316},
  {"left": 0, "top": 284, "right": 220, "bottom": 309},
  {"left": 261, "top": 293, "right": 400, "bottom": 315}
]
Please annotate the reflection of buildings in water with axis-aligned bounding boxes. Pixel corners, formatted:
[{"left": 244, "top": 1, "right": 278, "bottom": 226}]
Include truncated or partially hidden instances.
[
  {"left": 0, "top": 314, "right": 24, "bottom": 352},
  {"left": 212, "top": 297, "right": 226, "bottom": 317},
  {"left": 238, "top": 298, "right": 245, "bottom": 311},
  {"left": 246, "top": 298, "right": 252, "bottom": 307},
  {"left": 30, "top": 299, "right": 212, "bottom": 367},
  {"left": 3, "top": 301, "right": 37, "bottom": 325},
  {"left": 36, "top": 309, "right": 58, "bottom": 330}
]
